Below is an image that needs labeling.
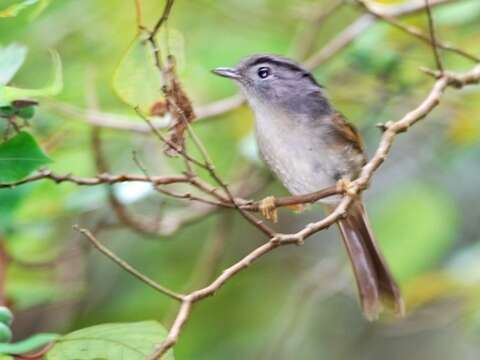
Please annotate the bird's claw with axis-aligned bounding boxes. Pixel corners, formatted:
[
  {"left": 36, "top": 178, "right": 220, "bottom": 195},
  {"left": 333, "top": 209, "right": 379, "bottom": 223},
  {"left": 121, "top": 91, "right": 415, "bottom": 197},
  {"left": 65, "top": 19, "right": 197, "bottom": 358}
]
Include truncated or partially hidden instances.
[
  {"left": 259, "top": 196, "right": 278, "bottom": 223},
  {"left": 336, "top": 178, "right": 358, "bottom": 197}
]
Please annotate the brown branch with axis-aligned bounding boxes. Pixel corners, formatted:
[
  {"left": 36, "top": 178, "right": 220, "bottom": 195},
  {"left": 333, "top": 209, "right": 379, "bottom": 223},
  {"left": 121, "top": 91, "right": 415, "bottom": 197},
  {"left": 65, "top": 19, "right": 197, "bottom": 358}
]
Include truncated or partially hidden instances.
[
  {"left": 0, "top": 168, "right": 341, "bottom": 213},
  {"left": 73, "top": 225, "right": 184, "bottom": 301},
  {"left": 240, "top": 185, "right": 341, "bottom": 211},
  {"left": 424, "top": 0, "right": 444, "bottom": 72},
  {"left": 147, "top": 63, "right": 480, "bottom": 359},
  {"left": 149, "top": 0, "right": 175, "bottom": 40},
  {"left": 178, "top": 112, "right": 277, "bottom": 237},
  {"left": 0, "top": 169, "right": 189, "bottom": 188},
  {"left": 135, "top": 108, "right": 208, "bottom": 170}
]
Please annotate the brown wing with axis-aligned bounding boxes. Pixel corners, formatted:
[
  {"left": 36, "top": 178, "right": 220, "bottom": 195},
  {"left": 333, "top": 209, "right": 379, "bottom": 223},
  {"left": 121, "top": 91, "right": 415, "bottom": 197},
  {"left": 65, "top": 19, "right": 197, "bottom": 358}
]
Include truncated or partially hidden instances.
[{"left": 330, "top": 112, "right": 365, "bottom": 155}]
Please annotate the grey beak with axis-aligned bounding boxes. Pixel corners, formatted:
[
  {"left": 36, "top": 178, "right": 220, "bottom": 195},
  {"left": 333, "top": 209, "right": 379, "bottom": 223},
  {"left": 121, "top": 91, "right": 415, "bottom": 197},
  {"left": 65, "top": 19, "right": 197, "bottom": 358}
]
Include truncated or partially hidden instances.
[{"left": 212, "top": 67, "right": 241, "bottom": 79}]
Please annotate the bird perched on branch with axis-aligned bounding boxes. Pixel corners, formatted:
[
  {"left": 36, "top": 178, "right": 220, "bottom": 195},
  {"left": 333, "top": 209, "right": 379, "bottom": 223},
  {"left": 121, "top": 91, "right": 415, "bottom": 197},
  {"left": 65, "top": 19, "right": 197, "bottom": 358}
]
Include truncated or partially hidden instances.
[{"left": 213, "top": 54, "right": 404, "bottom": 320}]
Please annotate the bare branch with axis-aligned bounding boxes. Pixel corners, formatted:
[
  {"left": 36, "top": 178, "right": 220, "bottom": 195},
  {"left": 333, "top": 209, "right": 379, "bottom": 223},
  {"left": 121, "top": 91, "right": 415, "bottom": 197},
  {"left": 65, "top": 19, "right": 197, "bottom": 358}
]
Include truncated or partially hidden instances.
[
  {"left": 425, "top": 0, "right": 444, "bottom": 72},
  {"left": 148, "top": 63, "right": 480, "bottom": 359},
  {"left": 0, "top": 169, "right": 189, "bottom": 188},
  {"left": 74, "top": 225, "right": 184, "bottom": 301},
  {"left": 149, "top": 0, "right": 175, "bottom": 39}
]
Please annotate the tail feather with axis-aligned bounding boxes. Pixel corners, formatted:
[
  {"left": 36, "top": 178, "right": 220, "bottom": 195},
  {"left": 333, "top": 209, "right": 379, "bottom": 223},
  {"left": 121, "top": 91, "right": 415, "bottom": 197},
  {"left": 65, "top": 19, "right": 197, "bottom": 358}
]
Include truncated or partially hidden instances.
[{"left": 330, "top": 199, "right": 404, "bottom": 320}]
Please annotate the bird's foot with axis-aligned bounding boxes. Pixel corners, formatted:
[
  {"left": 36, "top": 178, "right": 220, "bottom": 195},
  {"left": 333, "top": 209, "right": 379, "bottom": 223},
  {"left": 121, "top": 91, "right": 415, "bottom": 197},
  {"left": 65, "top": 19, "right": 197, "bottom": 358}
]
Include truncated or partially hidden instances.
[
  {"left": 259, "top": 196, "right": 278, "bottom": 223},
  {"left": 286, "top": 203, "right": 306, "bottom": 213},
  {"left": 336, "top": 178, "right": 357, "bottom": 197}
]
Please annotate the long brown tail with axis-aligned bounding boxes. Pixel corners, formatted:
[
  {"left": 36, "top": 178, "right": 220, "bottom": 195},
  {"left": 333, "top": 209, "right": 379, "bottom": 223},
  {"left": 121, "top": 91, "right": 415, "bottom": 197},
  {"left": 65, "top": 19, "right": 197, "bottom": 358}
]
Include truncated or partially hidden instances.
[{"left": 329, "top": 199, "right": 404, "bottom": 320}]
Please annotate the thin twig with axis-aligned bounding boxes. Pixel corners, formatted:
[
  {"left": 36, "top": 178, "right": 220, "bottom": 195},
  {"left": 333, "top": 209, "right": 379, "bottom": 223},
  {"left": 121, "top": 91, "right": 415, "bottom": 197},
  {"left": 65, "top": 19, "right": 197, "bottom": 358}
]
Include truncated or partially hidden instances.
[
  {"left": 149, "top": 0, "right": 175, "bottom": 39},
  {"left": 178, "top": 107, "right": 277, "bottom": 237},
  {"left": 135, "top": 108, "right": 209, "bottom": 170},
  {"left": 0, "top": 169, "right": 189, "bottom": 188},
  {"left": 133, "top": 0, "right": 144, "bottom": 31},
  {"left": 148, "top": 63, "right": 480, "bottom": 360},
  {"left": 424, "top": 0, "right": 444, "bottom": 72},
  {"left": 74, "top": 225, "right": 184, "bottom": 301}
]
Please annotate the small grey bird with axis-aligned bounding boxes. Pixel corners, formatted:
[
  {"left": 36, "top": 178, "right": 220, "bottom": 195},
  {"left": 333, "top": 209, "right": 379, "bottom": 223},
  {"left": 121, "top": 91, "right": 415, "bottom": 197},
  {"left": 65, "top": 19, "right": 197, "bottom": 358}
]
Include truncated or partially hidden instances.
[{"left": 213, "top": 54, "right": 403, "bottom": 320}]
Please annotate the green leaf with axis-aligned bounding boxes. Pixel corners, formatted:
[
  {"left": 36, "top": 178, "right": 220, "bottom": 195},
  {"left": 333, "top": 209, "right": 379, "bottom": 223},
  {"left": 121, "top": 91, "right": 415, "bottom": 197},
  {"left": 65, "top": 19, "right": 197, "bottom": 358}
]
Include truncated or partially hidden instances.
[
  {"left": 0, "top": 132, "right": 51, "bottom": 182},
  {"left": 113, "top": 35, "right": 163, "bottom": 113},
  {"left": 0, "top": 50, "right": 62, "bottom": 106},
  {"left": 46, "top": 321, "right": 174, "bottom": 360},
  {"left": 0, "top": 0, "right": 39, "bottom": 18},
  {"left": 0, "top": 333, "right": 59, "bottom": 355},
  {"left": 372, "top": 183, "right": 457, "bottom": 283},
  {"left": 0, "top": 44, "right": 27, "bottom": 86},
  {"left": 112, "top": 28, "right": 185, "bottom": 113}
]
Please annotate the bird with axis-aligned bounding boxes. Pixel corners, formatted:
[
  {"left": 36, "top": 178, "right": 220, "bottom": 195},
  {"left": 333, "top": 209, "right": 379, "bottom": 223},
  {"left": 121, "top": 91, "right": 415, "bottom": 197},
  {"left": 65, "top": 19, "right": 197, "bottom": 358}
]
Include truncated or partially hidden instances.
[{"left": 212, "top": 54, "right": 404, "bottom": 320}]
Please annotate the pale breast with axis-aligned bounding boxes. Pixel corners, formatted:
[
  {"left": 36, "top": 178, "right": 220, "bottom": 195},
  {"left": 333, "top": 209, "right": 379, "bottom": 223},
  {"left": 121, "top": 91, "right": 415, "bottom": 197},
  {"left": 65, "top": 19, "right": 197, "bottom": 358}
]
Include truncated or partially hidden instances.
[{"left": 253, "top": 105, "right": 362, "bottom": 200}]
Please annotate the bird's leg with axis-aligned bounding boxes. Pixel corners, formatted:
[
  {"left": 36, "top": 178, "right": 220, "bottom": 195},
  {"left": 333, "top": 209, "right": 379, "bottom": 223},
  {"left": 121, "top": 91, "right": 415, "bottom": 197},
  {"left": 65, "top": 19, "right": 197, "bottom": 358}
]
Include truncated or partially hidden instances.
[
  {"left": 336, "top": 178, "right": 357, "bottom": 197},
  {"left": 259, "top": 196, "right": 278, "bottom": 223}
]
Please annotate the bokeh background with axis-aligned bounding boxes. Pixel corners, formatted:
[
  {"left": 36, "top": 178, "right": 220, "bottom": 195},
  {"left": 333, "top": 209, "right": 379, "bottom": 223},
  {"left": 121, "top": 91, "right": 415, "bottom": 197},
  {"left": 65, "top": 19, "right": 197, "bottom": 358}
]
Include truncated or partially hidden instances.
[{"left": 1, "top": 0, "right": 480, "bottom": 359}]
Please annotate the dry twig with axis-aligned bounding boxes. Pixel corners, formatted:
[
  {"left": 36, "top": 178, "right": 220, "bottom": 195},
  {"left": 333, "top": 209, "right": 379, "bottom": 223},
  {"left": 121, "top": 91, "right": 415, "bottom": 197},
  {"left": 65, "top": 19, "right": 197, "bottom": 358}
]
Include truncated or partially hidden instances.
[{"left": 424, "top": 0, "right": 444, "bottom": 72}]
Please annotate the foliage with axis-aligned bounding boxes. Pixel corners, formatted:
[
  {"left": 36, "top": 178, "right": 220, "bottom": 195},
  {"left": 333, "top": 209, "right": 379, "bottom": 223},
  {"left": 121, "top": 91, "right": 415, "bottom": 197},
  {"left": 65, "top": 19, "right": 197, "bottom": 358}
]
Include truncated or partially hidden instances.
[
  {"left": 0, "top": 0, "right": 479, "bottom": 359},
  {"left": 0, "top": 132, "right": 51, "bottom": 182},
  {"left": 46, "top": 321, "right": 173, "bottom": 360}
]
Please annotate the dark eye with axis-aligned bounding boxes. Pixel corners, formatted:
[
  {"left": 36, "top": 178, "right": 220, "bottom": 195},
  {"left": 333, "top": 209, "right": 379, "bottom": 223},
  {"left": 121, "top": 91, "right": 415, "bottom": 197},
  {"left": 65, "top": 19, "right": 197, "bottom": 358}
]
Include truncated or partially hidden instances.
[{"left": 257, "top": 67, "right": 271, "bottom": 79}]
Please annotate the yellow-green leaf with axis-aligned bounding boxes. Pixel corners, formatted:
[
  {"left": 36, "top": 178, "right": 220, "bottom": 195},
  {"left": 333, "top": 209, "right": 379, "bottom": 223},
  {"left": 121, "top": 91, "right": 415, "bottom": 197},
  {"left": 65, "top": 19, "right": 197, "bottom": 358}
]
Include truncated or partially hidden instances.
[
  {"left": 0, "top": 50, "right": 62, "bottom": 106},
  {"left": 46, "top": 321, "right": 174, "bottom": 360},
  {"left": 112, "top": 28, "right": 185, "bottom": 113}
]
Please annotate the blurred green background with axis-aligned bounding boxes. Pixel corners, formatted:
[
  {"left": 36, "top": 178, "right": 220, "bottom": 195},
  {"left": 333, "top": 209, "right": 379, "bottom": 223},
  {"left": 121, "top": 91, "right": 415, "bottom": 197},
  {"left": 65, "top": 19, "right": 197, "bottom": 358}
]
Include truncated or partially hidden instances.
[{"left": 1, "top": 0, "right": 480, "bottom": 359}]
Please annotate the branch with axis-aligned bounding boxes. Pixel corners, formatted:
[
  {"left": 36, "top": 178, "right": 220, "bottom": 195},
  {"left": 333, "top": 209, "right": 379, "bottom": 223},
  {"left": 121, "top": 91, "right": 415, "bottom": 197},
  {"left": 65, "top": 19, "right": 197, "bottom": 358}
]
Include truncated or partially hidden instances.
[
  {"left": 147, "top": 63, "right": 480, "bottom": 359},
  {"left": 149, "top": 0, "right": 175, "bottom": 39},
  {"left": 74, "top": 225, "right": 184, "bottom": 301},
  {"left": 424, "top": 0, "right": 444, "bottom": 72},
  {"left": 48, "top": 0, "right": 457, "bottom": 135},
  {"left": 0, "top": 169, "right": 189, "bottom": 188}
]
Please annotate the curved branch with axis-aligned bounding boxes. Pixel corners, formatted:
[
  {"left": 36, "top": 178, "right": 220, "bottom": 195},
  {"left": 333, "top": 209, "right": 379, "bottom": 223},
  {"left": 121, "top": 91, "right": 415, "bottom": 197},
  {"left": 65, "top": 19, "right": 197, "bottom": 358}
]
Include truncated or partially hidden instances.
[{"left": 148, "top": 64, "right": 480, "bottom": 359}]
